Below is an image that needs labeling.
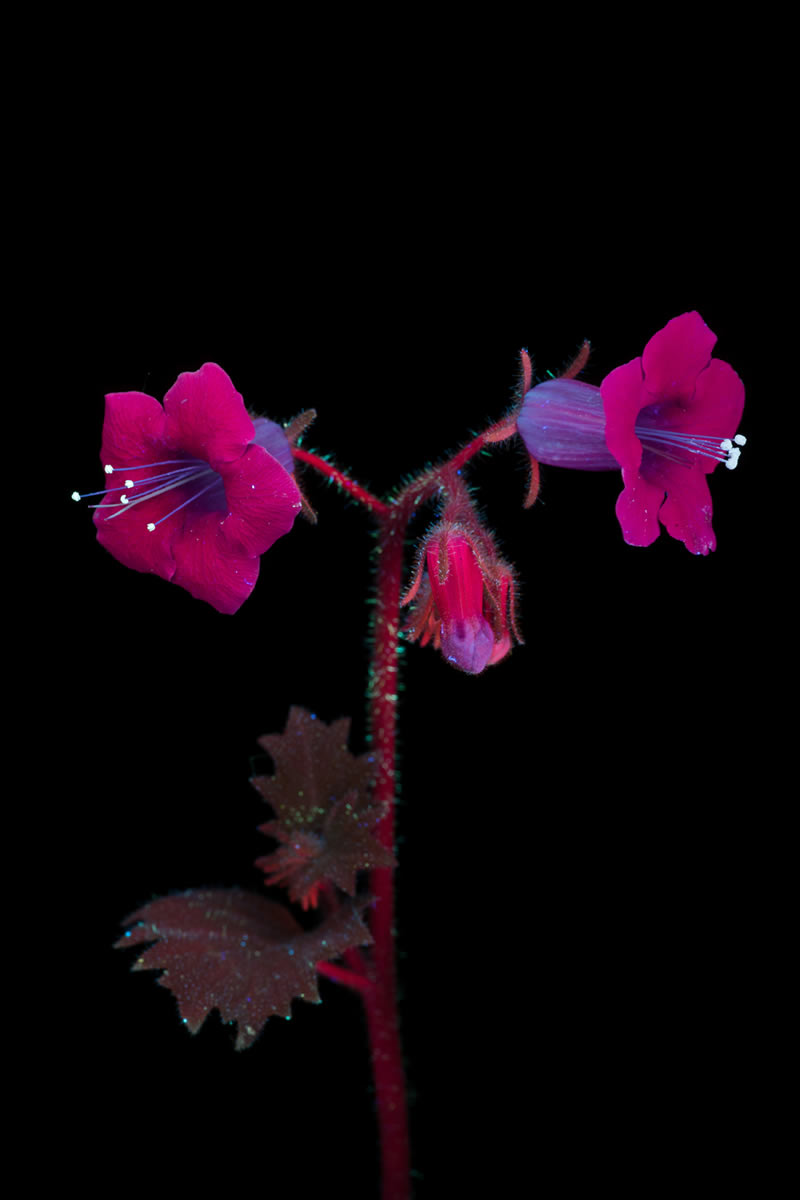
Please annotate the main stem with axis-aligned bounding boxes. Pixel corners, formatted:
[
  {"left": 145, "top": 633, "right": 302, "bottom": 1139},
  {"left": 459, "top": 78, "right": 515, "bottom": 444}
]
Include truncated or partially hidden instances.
[
  {"left": 294, "top": 406, "right": 523, "bottom": 1199},
  {"left": 365, "top": 504, "right": 410, "bottom": 1200}
]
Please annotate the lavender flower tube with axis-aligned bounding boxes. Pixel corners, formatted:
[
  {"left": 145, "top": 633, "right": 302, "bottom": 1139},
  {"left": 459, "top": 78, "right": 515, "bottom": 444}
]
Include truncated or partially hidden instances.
[{"left": 517, "top": 379, "right": 618, "bottom": 470}]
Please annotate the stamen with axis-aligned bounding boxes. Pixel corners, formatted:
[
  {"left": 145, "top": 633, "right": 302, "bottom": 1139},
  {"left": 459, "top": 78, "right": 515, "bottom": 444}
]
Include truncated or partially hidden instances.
[
  {"left": 76, "top": 465, "right": 208, "bottom": 506},
  {"left": 635, "top": 422, "right": 747, "bottom": 470},
  {"left": 74, "top": 457, "right": 225, "bottom": 527},
  {"left": 102, "top": 466, "right": 212, "bottom": 520},
  {"left": 73, "top": 481, "right": 141, "bottom": 501},
  {"left": 103, "top": 459, "right": 192, "bottom": 473}
]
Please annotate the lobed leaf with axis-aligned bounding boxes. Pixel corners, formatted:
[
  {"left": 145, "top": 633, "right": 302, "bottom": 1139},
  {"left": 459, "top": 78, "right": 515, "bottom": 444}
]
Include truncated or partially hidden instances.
[
  {"left": 115, "top": 887, "right": 373, "bottom": 1050},
  {"left": 251, "top": 708, "right": 394, "bottom": 908}
]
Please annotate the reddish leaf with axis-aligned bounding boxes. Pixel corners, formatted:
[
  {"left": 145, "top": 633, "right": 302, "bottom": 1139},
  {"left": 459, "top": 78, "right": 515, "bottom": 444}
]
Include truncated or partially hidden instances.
[
  {"left": 114, "top": 888, "right": 373, "bottom": 1050},
  {"left": 256, "top": 789, "right": 395, "bottom": 907},
  {"left": 252, "top": 707, "right": 375, "bottom": 825},
  {"left": 251, "top": 708, "right": 394, "bottom": 908}
]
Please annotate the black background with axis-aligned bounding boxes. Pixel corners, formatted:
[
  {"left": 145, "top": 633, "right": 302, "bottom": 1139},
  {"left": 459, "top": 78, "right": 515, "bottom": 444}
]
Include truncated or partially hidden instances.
[{"left": 37, "top": 40, "right": 777, "bottom": 1197}]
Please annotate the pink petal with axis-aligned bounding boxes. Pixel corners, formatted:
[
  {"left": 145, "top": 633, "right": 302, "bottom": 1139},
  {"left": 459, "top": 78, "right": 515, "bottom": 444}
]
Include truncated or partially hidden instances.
[
  {"left": 647, "top": 461, "right": 717, "bottom": 555},
  {"left": 217, "top": 444, "right": 302, "bottom": 558},
  {"left": 641, "top": 311, "right": 717, "bottom": 401},
  {"left": 163, "top": 363, "right": 255, "bottom": 466},
  {"left": 171, "top": 512, "right": 262, "bottom": 614},
  {"left": 614, "top": 467, "right": 665, "bottom": 547},
  {"left": 684, "top": 358, "right": 746, "bottom": 466},
  {"left": 99, "top": 390, "right": 167, "bottom": 466},
  {"left": 95, "top": 392, "right": 176, "bottom": 580},
  {"left": 95, "top": 501, "right": 177, "bottom": 581},
  {"left": 601, "top": 358, "right": 647, "bottom": 471}
]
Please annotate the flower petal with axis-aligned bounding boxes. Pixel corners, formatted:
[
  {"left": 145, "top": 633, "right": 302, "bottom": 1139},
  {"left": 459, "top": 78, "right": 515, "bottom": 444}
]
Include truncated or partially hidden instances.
[
  {"left": 641, "top": 311, "right": 716, "bottom": 401},
  {"left": 163, "top": 363, "right": 255, "bottom": 466},
  {"left": 217, "top": 444, "right": 302, "bottom": 558},
  {"left": 648, "top": 462, "right": 716, "bottom": 554},
  {"left": 94, "top": 391, "right": 176, "bottom": 580},
  {"left": 171, "top": 511, "right": 262, "bottom": 614},
  {"left": 440, "top": 616, "right": 495, "bottom": 675},
  {"left": 683, "top": 357, "right": 746, "bottom": 467},
  {"left": 601, "top": 358, "right": 647, "bottom": 471},
  {"left": 614, "top": 466, "right": 665, "bottom": 547},
  {"left": 99, "top": 390, "right": 167, "bottom": 466},
  {"left": 95, "top": 499, "right": 178, "bottom": 582}
]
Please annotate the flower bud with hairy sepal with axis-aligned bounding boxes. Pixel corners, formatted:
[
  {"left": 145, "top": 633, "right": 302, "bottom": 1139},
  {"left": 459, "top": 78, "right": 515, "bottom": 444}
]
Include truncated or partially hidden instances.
[{"left": 402, "top": 521, "right": 521, "bottom": 674}]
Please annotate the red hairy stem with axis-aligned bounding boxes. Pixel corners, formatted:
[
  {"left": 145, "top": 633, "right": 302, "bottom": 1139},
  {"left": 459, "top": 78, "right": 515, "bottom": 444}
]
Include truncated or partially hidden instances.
[
  {"left": 396, "top": 411, "right": 519, "bottom": 513},
  {"left": 364, "top": 505, "right": 411, "bottom": 1200},
  {"left": 295, "top": 415, "right": 523, "bottom": 1196},
  {"left": 292, "top": 446, "right": 391, "bottom": 516}
]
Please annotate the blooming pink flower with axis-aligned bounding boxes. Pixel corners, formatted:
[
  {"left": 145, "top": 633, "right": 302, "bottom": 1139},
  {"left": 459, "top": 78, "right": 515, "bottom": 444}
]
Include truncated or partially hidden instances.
[
  {"left": 518, "top": 312, "right": 746, "bottom": 554},
  {"left": 402, "top": 523, "right": 519, "bottom": 674},
  {"left": 80, "top": 363, "right": 302, "bottom": 613}
]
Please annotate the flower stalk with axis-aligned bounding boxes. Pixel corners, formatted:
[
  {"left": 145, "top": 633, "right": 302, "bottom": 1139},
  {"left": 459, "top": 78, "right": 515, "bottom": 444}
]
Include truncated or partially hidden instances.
[{"left": 363, "top": 506, "right": 409, "bottom": 1200}]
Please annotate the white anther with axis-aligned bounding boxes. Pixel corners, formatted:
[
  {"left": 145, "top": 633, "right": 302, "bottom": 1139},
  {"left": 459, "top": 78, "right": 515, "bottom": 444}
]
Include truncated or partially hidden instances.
[
  {"left": 125, "top": 479, "right": 135, "bottom": 488},
  {"left": 721, "top": 435, "right": 746, "bottom": 469},
  {"left": 120, "top": 494, "right": 129, "bottom": 504},
  {"left": 147, "top": 522, "right": 156, "bottom": 531},
  {"left": 104, "top": 464, "right": 114, "bottom": 474},
  {"left": 71, "top": 491, "right": 80, "bottom": 501}
]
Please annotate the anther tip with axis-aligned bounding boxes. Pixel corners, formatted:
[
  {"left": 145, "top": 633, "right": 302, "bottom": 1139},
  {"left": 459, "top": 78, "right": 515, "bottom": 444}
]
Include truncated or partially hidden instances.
[
  {"left": 104, "top": 464, "right": 114, "bottom": 474},
  {"left": 71, "top": 491, "right": 80, "bottom": 501},
  {"left": 734, "top": 434, "right": 747, "bottom": 446},
  {"left": 147, "top": 522, "right": 156, "bottom": 532}
]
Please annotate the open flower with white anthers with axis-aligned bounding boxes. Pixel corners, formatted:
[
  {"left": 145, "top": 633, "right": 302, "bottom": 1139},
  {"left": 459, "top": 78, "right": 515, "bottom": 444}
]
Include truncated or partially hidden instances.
[
  {"left": 518, "top": 312, "right": 746, "bottom": 555},
  {"left": 73, "top": 363, "right": 304, "bottom": 612}
]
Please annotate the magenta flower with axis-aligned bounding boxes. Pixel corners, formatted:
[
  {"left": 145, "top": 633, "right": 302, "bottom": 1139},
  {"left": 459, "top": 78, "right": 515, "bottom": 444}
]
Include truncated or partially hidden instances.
[
  {"left": 402, "top": 523, "right": 519, "bottom": 674},
  {"left": 79, "top": 363, "right": 302, "bottom": 613},
  {"left": 518, "top": 312, "right": 746, "bottom": 554}
]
